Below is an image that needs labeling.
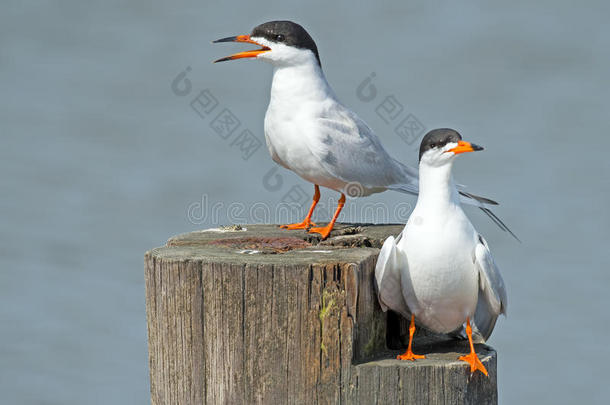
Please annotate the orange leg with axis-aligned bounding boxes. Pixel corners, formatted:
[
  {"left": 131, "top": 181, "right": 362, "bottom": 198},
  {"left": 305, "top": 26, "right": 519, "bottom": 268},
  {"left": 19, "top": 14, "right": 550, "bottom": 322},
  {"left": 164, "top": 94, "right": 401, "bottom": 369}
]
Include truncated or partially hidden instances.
[
  {"left": 308, "top": 193, "right": 345, "bottom": 240},
  {"left": 458, "top": 317, "right": 488, "bottom": 376},
  {"left": 280, "top": 185, "right": 320, "bottom": 230},
  {"left": 397, "top": 314, "right": 425, "bottom": 361}
]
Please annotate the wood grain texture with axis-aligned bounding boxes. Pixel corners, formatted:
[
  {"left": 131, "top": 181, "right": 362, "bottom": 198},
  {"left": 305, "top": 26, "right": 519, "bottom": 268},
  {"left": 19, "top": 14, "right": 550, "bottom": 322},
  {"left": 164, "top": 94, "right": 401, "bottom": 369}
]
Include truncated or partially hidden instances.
[{"left": 145, "top": 224, "right": 498, "bottom": 404}]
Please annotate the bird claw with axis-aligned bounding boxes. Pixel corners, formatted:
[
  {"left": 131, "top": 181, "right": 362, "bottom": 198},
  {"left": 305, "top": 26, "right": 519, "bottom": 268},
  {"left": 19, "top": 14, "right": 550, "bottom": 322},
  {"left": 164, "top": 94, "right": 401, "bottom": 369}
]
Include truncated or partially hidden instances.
[
  {"left": 396, "top": 350, "right": 425, "bottom": 361},
  {"left": 308, "top": 225, "right": 332, "bottom": 240},
  {"left": 459, "top": 352, "right": 488, "bottom": 376},
  {"left": 280, "top": 220, "right": 316, "bottom": 230}
]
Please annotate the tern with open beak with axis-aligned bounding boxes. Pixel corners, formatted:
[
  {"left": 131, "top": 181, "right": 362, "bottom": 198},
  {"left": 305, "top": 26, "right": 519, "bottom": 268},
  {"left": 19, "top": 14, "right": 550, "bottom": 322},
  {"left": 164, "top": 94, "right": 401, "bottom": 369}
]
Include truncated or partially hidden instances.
[
  {"left": 375, "top": 128, "right": 508, "bottom": 376},
  {"left": 213, "top": 21, "right": 515, "bottom": 240}
]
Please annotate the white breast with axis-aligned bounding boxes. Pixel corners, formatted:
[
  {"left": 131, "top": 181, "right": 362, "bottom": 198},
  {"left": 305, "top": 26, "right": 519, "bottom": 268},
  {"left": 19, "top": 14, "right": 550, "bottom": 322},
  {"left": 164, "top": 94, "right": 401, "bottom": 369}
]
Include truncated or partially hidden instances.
[
  {"left": 399, "top": 203, "right": 479, "bottom": 333},
  {"left": 263, "top": 63, "right": 348, "bottom": 191}
]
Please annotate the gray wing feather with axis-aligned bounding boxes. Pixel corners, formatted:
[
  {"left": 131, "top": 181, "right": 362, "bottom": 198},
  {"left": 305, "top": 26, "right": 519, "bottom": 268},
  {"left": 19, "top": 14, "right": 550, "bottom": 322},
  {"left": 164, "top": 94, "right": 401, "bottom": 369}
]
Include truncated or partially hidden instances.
[
  {"left": 308, "top": 107, "right": 418, "bottom": 190},
  {"left": 473, "top": 235, "right": 508, "bottom": 341},
  {"left": 374, "top": 235, "right": 411, "bottom": 319}
]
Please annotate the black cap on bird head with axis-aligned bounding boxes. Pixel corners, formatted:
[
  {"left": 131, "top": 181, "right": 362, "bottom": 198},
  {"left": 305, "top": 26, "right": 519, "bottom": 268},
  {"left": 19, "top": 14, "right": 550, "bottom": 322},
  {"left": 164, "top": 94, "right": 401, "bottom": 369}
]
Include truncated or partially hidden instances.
[
  {"left": 213, "top": 20, "right": 320, "bottom": 66},
  {"left": 419, "top": 128, "right": 483, "bottom": 161},
  {"left": 251, "top": 21, "right": 320, "bottom": 64}
]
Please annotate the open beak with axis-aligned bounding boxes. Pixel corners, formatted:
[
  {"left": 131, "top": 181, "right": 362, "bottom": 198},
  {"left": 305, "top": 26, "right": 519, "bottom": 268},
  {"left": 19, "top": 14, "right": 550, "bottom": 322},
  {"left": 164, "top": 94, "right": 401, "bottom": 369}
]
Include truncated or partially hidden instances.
[
  {"left": 213, "top": 35, "right": 271, "bottom": 63},
  {"left": 447, "top": 140, "right": 484, "bottom": 155}
]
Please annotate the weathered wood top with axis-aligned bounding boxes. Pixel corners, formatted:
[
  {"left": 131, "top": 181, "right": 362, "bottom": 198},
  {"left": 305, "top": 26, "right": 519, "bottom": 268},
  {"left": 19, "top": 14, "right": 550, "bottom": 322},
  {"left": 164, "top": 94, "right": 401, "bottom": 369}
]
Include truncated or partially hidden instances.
[{"left": 149, "top": 223, "right": 403, "bottom": 264}]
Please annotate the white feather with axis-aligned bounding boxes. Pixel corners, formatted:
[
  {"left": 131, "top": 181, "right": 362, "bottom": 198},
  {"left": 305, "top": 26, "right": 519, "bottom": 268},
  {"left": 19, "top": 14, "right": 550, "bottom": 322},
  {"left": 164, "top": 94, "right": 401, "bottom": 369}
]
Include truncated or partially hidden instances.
[
  {"left": 375, "top": 235, "right": 411, "bottom": 318},
  {"left": 473, "top": 235, "right": 508, "bottom": 340}
]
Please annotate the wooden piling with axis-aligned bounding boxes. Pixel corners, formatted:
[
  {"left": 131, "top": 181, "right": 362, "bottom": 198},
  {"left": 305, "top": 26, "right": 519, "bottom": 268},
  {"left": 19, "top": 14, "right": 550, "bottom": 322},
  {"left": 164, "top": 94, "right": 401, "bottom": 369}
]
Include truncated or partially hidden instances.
[{"left": 145, "top": 224, "right": 497, "bottom": 404}]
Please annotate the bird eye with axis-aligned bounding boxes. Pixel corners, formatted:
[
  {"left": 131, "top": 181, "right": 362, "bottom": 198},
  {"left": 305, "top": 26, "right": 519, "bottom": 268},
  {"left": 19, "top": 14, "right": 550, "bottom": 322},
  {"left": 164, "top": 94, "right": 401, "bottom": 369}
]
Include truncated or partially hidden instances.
[
  {"left": 275, "top": 34, "right": 285, "bottom": 42},
  {"left": 430, "top": 143, "right": 436, "bottom": 148}
]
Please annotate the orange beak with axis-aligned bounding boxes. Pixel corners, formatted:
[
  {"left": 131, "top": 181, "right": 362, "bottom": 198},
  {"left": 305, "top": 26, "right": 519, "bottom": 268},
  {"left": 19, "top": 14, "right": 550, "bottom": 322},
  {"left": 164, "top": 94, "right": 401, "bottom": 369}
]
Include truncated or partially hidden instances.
[
  {"left": 447, "top": 140, "right": 484, "bottom": 155},
  {"left": 213, "top": 35, "right": 271, "bottom": 63}
]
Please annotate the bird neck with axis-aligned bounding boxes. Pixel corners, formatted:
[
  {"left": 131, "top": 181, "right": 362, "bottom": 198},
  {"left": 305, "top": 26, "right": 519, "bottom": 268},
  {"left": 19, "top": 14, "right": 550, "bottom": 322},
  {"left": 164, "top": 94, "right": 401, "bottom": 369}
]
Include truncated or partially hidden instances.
[
  {"left": 415, "top": 161, "right": 460, "bottom": 210},
  {"left": 269, "top": 60, "right": 336, "bottom": 108}
]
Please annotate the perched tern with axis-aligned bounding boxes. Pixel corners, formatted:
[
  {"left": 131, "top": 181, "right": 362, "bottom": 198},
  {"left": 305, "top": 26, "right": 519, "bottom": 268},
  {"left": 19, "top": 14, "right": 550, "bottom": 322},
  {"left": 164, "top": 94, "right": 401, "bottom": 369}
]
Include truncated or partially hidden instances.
[
  {"left": 213, "top": 21, "right": 514, "bottom": 240},
  {"left": 375, "top": 129, "right": 508, "bottom": 375}
]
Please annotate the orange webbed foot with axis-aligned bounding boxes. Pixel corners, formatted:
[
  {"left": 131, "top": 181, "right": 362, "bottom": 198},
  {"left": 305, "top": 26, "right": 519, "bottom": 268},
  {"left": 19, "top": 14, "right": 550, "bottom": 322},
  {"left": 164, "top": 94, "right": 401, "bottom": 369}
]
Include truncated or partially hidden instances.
[
  {"left": 308, "top": 224, "right": 334, "bottom": 240},
  {"left": 459, "top": 317, "right": 489, "bottom": 376},
  {"left": 280, "top": 220, "right": 316, "bottom": 230},
  {"left": 396, "top": 349, "right": 425, "bottom": 361},
  {"left": 459, "top": 351, "right": 488, "bottom": 376}
]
